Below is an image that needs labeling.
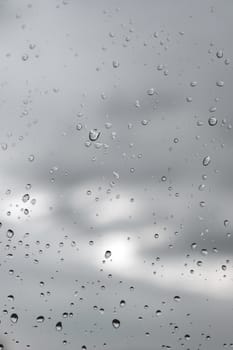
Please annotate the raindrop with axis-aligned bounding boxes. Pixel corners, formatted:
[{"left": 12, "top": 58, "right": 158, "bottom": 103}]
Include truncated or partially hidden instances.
[
  {"left": 216, "top": 50, "right": 223, "bottom": 58},
  {"left": 112, "top": 60, "right": 120, "bottom": 68},
  {"left": 28, "top": 154, "right": 35, "bottom": 162},
  {"left": 216, "top": 80, "right": 224, "bottom": 87},
  {"left": 120, "top": 300, "right": 126, "bottom": 307},
  {"left": 208, "top": 117, "right": 218, "bottom": 126},
  {"left": 36, "top": 316, "right": 45, "bottom": 323},
  {"left": 112, "top": 319, "right": 120, "bottom": 329},
  {"left": 201, "top": 249, "right": 208, "bottom": 255},
  {"left": 202, "top": 156, "right": 211, "bottom": 166},
  {"left": 22, "top": 194, "right": 30, "bottom": 202},
  {"left": 105, "top": 250, "right": 112, "bottom": 259},
  {"left": 1, "top": 143, "right": 8, "bottom": 151},
  {"left": 190, "top": 81, "right": 197, "bottom": 87},
  {"left": 6, "top": 229, "right": 14, "bottom": 239},
  {"left": 55, "top": 321, "right": 63, "bottom": 331},
  {"left": 10, "top": 313, "right": 18, "bottom": 323},
  {"left": 22, "top": 54, "right": 29, "bottom": 61},
  {"left": 147, "top": 88, "right": 156, "bottom": 96},
  {"left": 156, "top": 309, "right": 162, "bottom": 316},
  {"left": 173, "top": 295, "right": 181, "bottom": 302},
  {"left": 89, "top": 129, "right": 100, "bottom": 142}
]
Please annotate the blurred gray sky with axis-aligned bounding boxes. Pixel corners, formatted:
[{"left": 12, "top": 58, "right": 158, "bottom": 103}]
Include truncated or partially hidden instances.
[{"left": 0, "top": 0, "right": 233, "bottom": 349}]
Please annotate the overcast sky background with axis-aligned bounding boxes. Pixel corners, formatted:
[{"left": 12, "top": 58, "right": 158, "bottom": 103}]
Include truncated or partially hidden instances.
[{"left": 0, "top": 0, "right": 233, "bottom": 349}]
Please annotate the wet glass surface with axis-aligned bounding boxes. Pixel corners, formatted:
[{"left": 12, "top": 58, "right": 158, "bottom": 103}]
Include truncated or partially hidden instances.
[{"left": 0, "top": 0, "right": 233, "bottom": 349}]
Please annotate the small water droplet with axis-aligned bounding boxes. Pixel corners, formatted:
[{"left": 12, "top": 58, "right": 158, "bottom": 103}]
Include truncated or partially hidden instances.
[
  {"left": 10, "top": 313, "right": 18, "bottom": 323},
  {"left": 120, "top": 300, "right": 126, "bottom": 307},
  {"left": 89, "top": 129, "right": 100, "bottom": 142},
  {"left": 202, "top": 156, "right": 211, "bottom": 166},
  {"left": 216, "top": 50, "right": 223, "bottom": 58},
  {"left": 156, "top": 309, "right": 162, "bottom": 316},
  {"left": 190, "top": 81, "right": 197, "bottom": 87},
  {"left": 112, "top": 60, "right": 120, "bottom": 68},
  {"left": 28, "top": 154, "right": 35, "bottom": 162},
  {"left": 216, "top": 80, "right": 224, "bottom": 87},
  {"left": 6, "top": 228, "right": 14, "bottom": 238},
  {"left": 112, "top": 319, "right": 120, "bottom": 329},
  {"left": 55, "top": 321, "right": 63, "bottom": 331},
  {"left": 36, "top": 316, "right": 45, "bottom": 323},
  {"left": 147, "top": 88, "right": 156, "bottom": 96},
  {"left": 22, "top": 194, "right": 30, "bottom": 202},
  {"left": 173, "top": 295, "right": 181, "bottom": 302},
  {"left": 1, "top": 143, "right": 8, "bottom": 151},
  {"left": 208, "top": 117, "right": 218, "bottom": 126},
  {"left": 22, "top": 54, "right": 29, "bottom": 61},
  {"left": 105, "top": 250, "right": 112, "bottom": 259}
]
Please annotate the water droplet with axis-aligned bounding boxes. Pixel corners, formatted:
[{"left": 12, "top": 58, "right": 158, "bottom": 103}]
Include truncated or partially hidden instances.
[
  {"left": 156, "top": 309, "right": 162, "bottom": 316},
  {"left": 216, "top": 50, "right": 223, "bottom": 58},
  {"left": 201, "top": 248, "right": 208, "bottom": 255},
  {"left": 202, "top": 156, "right": 211, "bottom": 166},
  {"left": 216, "top": 80, "right": 224, "bottom": 87},
  {"left": 22, "top": 194, "right": 30, "bottom": 202},
  {"left": 112, "top": 319, "right": 120, "bottom": 329},
  {"left": 190, "top": 81, "right": 197, "bottom": 87},
  {"left": 147, "top": 88, "right": 156, "bottom": 96},
  {"left": 173, "top": 295, "right": 181, "bottom": 302},
  {"left": 6, "top": 229, "right": 14, "bottom": 239},
  {"left": 55, "top": 321, "right": 63, "bottom": 331},
  {"left": 10, "top": 313, "right": 18, "bottom": 323},
  {"left": 120, "top": 300, "right": 126, "bottom": 307},
  {"left": 1, "top": 143, "right": 8, "bottom": 151},
  {"left": 89, "top": 129, "right": 100, "bottom": 142},
  {"left": 22, "top": 54, "right": 29, "bottom": 61},
  {"left": 105, "top": 250, "right": 112, "bottom": 259},
  {"left": 28, "top": 154, "right": 35, "bottom": 162},
  {"left": 112, "top": 60, "right": 120, "bottom": 68},
  {"left": 208, "top": 117, "right": 218, "bottom": 126},
  {"left": 36, "top": 316, "right": 45, "bottom": 323},
  {"left": 76, "top": 123, "right": 82, "bottom": 131}
]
